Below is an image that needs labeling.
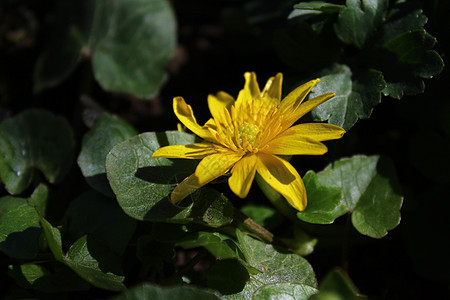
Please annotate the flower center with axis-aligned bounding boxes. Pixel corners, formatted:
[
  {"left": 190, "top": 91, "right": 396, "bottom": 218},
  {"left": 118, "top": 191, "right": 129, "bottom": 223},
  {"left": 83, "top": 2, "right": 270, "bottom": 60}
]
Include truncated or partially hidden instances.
[{"left": 238, "top": 122, "right": 259, "bottom": 146}]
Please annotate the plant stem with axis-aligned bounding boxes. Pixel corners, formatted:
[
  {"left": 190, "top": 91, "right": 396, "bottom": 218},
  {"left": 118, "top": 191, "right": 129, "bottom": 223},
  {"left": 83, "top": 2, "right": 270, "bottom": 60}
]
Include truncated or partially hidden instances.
[{"left": 233, "top": 207, "right": 274, "bottom": 243}]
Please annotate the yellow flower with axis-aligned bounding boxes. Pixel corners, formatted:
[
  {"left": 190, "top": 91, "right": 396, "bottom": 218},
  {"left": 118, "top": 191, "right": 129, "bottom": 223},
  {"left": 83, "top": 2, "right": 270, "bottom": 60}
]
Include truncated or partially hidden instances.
[{"left": 152, "top": 72, "right": 345, "bottom": 211}]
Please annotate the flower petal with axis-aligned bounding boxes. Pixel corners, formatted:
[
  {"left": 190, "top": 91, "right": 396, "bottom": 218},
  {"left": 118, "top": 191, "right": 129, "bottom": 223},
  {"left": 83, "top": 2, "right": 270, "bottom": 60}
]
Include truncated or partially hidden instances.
[
  {"left": 263, "top": 134, "right": 328, "bottom": 156},
  {"left": 152, "top": 143, "right": 217, "bottom": 159},
  {"left": 228, "top": 153, "right": 258, "bottom": 198},
  {"left": 279, "top": 79, "right": 320, "bottom": 114},
  {"left": 171, "top": 152, "right": 243, "bottom": 203},
  {"left": 280, "top": 123, "right": 346, "bottom": 141},
  {"left": 208, "top": 91, "right": 235, "bottom": 120},
  {"left": 256, "top": 153, "right": 307, "bottom": 211},
  {"left": 262, "top": 73, "right": 283, "bottom": 105},
  {"left": 235, "top": 72, "right": 261, "bottom": 106},
  {"left": 281, "top": 92, "right": 336, "bottom": 128},
  {"left": 173, "top": 97, "right": 213, "bottom": 140}
]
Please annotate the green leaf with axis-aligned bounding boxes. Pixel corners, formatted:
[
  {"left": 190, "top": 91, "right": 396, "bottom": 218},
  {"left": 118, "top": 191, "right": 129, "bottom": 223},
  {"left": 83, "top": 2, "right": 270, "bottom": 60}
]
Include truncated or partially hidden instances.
[
  {"left": 65, "top": 236, "right": 126, "bottom": 291},
  {"left": 310, "top": 268, "right": 365, "bottom": 300},
  {"left": 112, "top": 283, "right": 221, "bottom": 300},
  {"left": 279, "top": 226, "right": 318, "bottom": 257},
  {"left": 0, "top": 109, "right": 75, "bottom": 194},
  {"left": 0, "top": 185, "right": 48, "bottom": 259},
  {"left": 207, "top": 260, "right": 250, "bottom": 295},
  {"left": 310, "top": 64, "right": 385, "bottom": 131},
  {"left": 176, "top": 231, "right": 242, "bottom": 261},
  {"left": 92, "top": 0, "right": 176, "bottom": 98},
  {"left": 293, "top": 1, "right": 343, "bottom": 14},
  {"left": 34, "top": 0, "right": 176, "bottom": 98},
  {"left": 297, "top": 171, "right": 342, "bottom": 224},
  {"left": 240, "top": 205, "right": 283, "bottom": 230},
  {"left": 8, "top": 263, "right": 89, "bottom": 293},
  {"left": 381, "top": 29, "right": 444, "bottom": 99},
  {"left": 106, "top": 131, "right": 233, "bottom": 227},
  {"left": 39, "top": 214, "right": 126, "bottom": 291},
  {"left": 334, "top": 0, "right": 388, "bottom": 48},
  {"left": 224, "top": 230, "right": 317, "bottom": 299},
  {"left": 312, "top": 155, "right": 403, "bottom": 238},
  {"left": 64, "top": 191, "right": 137, "bottom": 255},
  {"left": 0, "top": 197, "right": 41, "bottom": 259},
  {"left": 78, "top": 114, "right": 138, "bottom": 197},
  {"left": 379, "top": 2, "right": 428, "bottom": 44},
  {"left": 253, "top": 283, "right": 319, "bottom": 299},
  {"left": 38, "top": 214, "right": 64, "bottom": 262}
]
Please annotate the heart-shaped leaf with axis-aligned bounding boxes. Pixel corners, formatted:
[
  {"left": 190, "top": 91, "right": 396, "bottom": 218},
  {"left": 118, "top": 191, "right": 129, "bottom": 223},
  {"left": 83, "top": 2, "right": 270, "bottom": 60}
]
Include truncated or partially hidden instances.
[
  {"left": 105, "top": 131, "right": 233, "bottom": 227},
  {"left": 34, "top": 0, "right": 176, "bottom": 98},
  {"left": 309, "top": 155, "right": 403, "bottom": 238},
  {"left": 297, "top": 170, "right": 342, "bottom": 224},
  {"left": 0, "top": 109, "right": 75, "bottom": 194}
]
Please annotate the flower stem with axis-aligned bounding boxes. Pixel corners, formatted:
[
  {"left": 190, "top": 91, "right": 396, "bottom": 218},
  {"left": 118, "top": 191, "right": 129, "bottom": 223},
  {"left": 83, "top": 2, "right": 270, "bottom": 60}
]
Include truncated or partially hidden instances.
[{"left": 233, "top": 207, "right": 274, "bottom": 243}]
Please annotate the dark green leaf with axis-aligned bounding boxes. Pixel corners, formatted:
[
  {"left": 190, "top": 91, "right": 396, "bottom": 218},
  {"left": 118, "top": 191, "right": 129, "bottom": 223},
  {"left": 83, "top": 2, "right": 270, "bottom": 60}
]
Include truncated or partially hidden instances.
[
  {"left": 207, "top": 260, "right": 249, "bottom": 295},
  {"left": 106, "top": 131, "right": 233, "bottom": 227},
  {"left": 297, "top": 171, "right": 342, "bottom": 224},
  {"left": 310, "top": 268, "right": 365, "bottom": 300},
  {"left": 39, "top": 214, "right": 126, "bottom": 291},
  {"left": 224, "top": 230, "right": 317, "bottom": 299},
  {"left": 240, "top": 205, "right": 283, "bottom": 230},
  {"left": 78, "top": 114, "right": 138, "bottom": 196},
  {"left": 65, "top": 236, "right": 125, "bottom": 291},
  {"left": 312, "top": 155, "right": 403, "bottom": 238},
  {"left": 34, "top": 0, "right": 176, "bottom": 98},
  {"left": 0, "top": 109, "right": 75, "bottom": 194},
  {"left": 334, "top": 0, "right": 388, "bottom": 48},
  {"left": 0, "top": 196, "right": 41, "bottom": 259},
  {"left": 379, "top": 2, "right": 428, "bottom": 43},
  {"left": 176, "top": 231, "right": 242, "bottom": 261},
  {"left": 64, "top": 191, "right": 137, "bottom": 255},
  {"left": 310, "top": 64, "right": 385, "bottom": 131},
  {"left": 112, "top": 283, "right": 221, "bottom": 300},
  {"left": 136, "top": 235, "right": 175, "bottom": 267},
  {"left": 8, "top": 263, "right": 89, "bottom": 293},
  {"left": 381, "top": 29, "right": 444, "bottom": 99},
  {"left": 253, "top": 283, "right": 318, "bottom": 299}
]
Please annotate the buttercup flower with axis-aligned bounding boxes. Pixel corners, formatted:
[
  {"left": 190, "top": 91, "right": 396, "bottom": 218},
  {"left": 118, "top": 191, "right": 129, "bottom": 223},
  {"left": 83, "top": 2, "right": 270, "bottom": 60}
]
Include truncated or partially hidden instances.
[{"left": 152, "top": 72, "right": 345, "bottom": 211}]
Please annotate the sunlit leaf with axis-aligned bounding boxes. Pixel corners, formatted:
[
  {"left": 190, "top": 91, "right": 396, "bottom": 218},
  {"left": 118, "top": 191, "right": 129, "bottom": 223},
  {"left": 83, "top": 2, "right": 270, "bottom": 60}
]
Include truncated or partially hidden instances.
[
  {"left": 297, "top": 171, "right": 342, "bottom": 224},
  {"left": 310, "top": 155, "right": 403, "bottom": 238},
  {"left": 224, "top": 230, "right": 317, "bottom": 299},
  {"left": 310, "top": 64, "right": 385, "bottom": 131},
  {"left": 106, "top": 131, "right": 233, "bottom": 227}
]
